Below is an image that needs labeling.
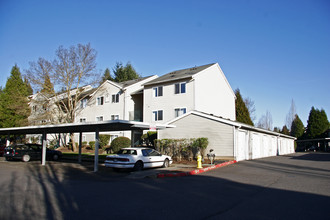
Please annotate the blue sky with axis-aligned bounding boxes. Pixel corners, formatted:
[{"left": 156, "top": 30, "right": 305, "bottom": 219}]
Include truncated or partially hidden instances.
[{"left": 0, "top": 0, "right": 329, "bottom": 128}]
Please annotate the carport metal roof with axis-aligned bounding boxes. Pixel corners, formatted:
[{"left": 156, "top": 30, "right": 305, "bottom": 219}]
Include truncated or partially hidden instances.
[
  {"left": 0, "top": 120, "right": 174, "bottom": 172},
  {"left": 0, "top": 119, "right": 170, "bottom": 135}
]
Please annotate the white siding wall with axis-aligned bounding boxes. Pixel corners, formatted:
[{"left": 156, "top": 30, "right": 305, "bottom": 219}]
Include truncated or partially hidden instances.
[
  {"left": 76, "top": 83, "right": 123, "bottom": 122},
  {"left": 144, "top": 80, "right": 195, "bottom": 123},
  {"left": 159, "top": 114, "right": 234, "bottom": 158},
  {"left": 124, "top": 75, "right": 158, "bottom": 121},
  {"left": 159, "top": 112, "right": 295, "bottom": 161},
  {"left": 194, "top": 64, "right": 236, "bottom": 121}
]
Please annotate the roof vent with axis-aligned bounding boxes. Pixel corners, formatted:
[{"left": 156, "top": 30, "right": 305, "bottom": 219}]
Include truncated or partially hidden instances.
[{"left": 169, "top": 71, "right": 176, "bottom": 75}]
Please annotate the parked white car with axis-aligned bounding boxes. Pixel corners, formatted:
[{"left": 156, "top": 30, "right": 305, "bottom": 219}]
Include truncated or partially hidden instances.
[{"left": 105, "top": 147, "right": 172, "bottom": 171}]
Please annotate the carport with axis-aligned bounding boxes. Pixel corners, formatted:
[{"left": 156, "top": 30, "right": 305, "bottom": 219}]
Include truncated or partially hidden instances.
[{"left": 0, "top": 120, "right": 172, "bottom": 172}]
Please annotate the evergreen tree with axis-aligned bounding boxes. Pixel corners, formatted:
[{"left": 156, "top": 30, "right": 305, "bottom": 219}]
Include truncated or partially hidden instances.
[
  {"left": 281, "top": 125, "right": 290, "bottom": 135},
  {"left": 112, "top": 62, "right": 140, "bottom": 82},
  {"left": 40, "top": 74, "right": 55, "bottom": 95},
  {"left": 290, "top": 114, "right": 304, "bottom": 139},
  {"left": 24, "top": 76, "right": 33, "bottom": 95},
  {"left": 235, "top": 89, "right": 254, "bottom": 125},
  {"left": 305, "top": 107, "right": 329, "bottom": 139},
  {"left": 0, "top": 65, "right": 31, "bottom": 127},
  {"left": 100, "top": 68, "right": 113, "bottom": 84}
]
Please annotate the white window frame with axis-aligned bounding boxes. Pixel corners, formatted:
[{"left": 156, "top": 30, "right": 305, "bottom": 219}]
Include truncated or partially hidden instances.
[
  {"left": 153, "top": 86, "right": 163, "bottom": 97},
  {"left": 174, "top": 82, "right": 186, "bottom": 94},
  {"left": 111, "top": 114, "right": 119, "bottom": 120},
  {"left": 80, "top": 98, "right": 87, "bottom": 108},
  {"left": 96, "top": 96, "right": 104, "bottom": 106},
  {"left": 152, "top": 110, "right": 163, "bottom": 121},
  {"left": 96, "top": 116, "right": 104, "bottom": 121},
  {"left": 80, "top": 118, "right": 87, "bottom": 123},
  {"left": 112, "top": 94, "right": 119, "bottom": 103},
  {"left": 174, "top": 108, "right": 187, "bottom": 118}
]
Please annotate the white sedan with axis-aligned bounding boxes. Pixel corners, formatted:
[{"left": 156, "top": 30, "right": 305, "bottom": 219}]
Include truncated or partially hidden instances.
[{"left": 105, "top": 147, "right": 172, "bottom": 171}]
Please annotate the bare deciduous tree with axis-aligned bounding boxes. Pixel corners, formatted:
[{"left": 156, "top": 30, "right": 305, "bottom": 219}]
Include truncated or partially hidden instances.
[
  {"left": 285, "top": 99, "right": 296, "bottom": 131},
  {"left": 26, "top": 43, "right": 100, "bottom": 151},
  {"left": 244, "top": 97, "right": 256, "bottom": 124},
  {"left": 257, "top": 110, "right": 273, "bottom": 131}
]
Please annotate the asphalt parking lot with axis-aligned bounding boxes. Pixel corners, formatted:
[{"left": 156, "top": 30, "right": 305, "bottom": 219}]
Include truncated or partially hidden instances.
[{"left": 1, "top": 152, "right": 330, "bottom": 220}]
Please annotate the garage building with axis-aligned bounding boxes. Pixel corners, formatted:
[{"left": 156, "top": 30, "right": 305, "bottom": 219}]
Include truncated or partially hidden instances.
[{"left": 158, "top": 111, "right": 295, "bottom": 161}]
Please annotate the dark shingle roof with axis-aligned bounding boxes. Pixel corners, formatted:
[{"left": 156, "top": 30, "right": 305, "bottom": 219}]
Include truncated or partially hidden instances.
[
  {"left": 115, "top": 75, "right": 156, "bottom": 88},
  {"left": 144, "top": 63, "right": 215, "bottom": 86}
]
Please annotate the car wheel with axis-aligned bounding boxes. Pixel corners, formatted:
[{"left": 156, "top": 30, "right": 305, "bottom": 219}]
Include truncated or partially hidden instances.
[
  {"left": 22, "top": 154, "right": 31, "bottom": 162},
  {"left": 134, "top": 161, "right": 143, "bottom": 171},
  {"left": 52, "top": 154, "right": 59, "bottom": 161},
  {"left": 5, "top": 157, "right": 11, "bottom": 161},
  {"left": 162, "top": 158, "right": 169, "bottom": 168}
]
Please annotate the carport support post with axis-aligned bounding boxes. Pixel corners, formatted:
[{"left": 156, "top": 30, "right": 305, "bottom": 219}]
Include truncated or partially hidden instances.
[
  {"left": 94, "top": 128, "right": 99, "bottom": 172},
  {"left": 78, "top": 132, "right": 82, "bottom": 163},
  {"left": 42, "top": 132, "right": 47, "bottom": 166}
]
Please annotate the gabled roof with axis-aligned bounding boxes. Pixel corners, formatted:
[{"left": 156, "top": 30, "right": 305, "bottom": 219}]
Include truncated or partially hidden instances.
[
  {"left": 91, "top": 75, "right": 157, "bottom": 96},
  {"left": 119, "top": 76, "right": 156, "bottom": 88},
  {"left": 167, "top": 110, "right": 296, "bottom": 139},
  {"left": 143, "top": 63, "right": 215, "bottom": 86}
]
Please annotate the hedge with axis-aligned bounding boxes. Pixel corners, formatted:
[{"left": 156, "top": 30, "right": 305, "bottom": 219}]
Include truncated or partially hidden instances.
[
  {"left": 110, "top": 137, "right": 131, "bottom": 153},
  {"left": 154, "top": 137, "right": 208, "bottom": 161}
]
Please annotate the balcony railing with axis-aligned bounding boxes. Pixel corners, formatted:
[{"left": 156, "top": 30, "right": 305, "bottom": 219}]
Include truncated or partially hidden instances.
[{"left": 129, "top": 110, "right": 143, "bottom": 122}]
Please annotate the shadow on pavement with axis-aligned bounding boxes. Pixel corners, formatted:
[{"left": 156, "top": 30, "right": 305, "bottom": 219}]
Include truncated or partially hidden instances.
[{"left": 1, "top": 155, "right": 330, "bottom": 219}]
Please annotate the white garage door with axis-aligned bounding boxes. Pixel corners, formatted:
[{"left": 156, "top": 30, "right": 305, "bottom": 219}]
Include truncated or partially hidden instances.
[{"left": 236, "top": 130, "right": 248, "bottom": 161}]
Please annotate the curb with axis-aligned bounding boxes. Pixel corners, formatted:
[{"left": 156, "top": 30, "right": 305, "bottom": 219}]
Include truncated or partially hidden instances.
[{"left": 157, "top": 160, "right": 237, "bottom": 178}]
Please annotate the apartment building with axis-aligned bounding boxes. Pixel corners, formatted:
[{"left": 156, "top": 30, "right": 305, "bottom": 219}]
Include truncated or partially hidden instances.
[
  {"left": 74, "top": 76, "right": 157, "bottom": 144},
  {"left": 143, "top": 63, "right": 236, "bottom": 124},
  {"left": 28, "top": 63, "right": 236, "bottom": 146}
]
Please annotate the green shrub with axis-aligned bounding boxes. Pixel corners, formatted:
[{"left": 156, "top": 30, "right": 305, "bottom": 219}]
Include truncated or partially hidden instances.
[
  {"left": 99, "top": 135, "right": 111, "bottom": 149},
  {"left": 111, "top": 137, "right": 131, "bottom": 153},
  {"left": 155, "top": 137, "right": 208, "bottom": 161},
  {"left": 82, "top": 141, "right": 88, "bottom": 146},
  {"left": 89, "top": 141, "right": 95, "bottom": 150},
  {"left": 141, "top": 131, "right": 157, "bottom": 147}
]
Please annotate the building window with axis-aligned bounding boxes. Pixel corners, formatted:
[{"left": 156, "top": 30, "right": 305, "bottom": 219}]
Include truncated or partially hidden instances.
[
  {"left": 112, "top": 94, "right": 119, "bottom": 103},
  {"left": 152, "top": 110, "right": 163, "bottom": 121},
  {"left": 105, "top": 94, "right": 110, "bottom": 103},
  {"left": 80, "top": 98, "right": 87, "bottom": 108},
  {"left": 96, "top": 116, "right": 103, "bottom": 121},
  {"left": 111, "top": 115, "right": 119, "bottom": 120},
  {"left": 175, "top": 82, "right": 186, "bottom": 94},
  {"left": 175, "top": 108, "right": 186, "bottom": 117},
  {"left": 32, "top": 105, "right": 37, "bottom": 112},
  {"left": 97, "top": 96, "right": 104, "bottom": 105},
  {"left": 80, "top": 118, "right": 86, "bottom": 123},
  {"left": 153, "top": 86, "right": 163, "bottom": 97}
]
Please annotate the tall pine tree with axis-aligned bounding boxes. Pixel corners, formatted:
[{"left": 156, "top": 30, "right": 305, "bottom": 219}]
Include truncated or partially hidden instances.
[
  {"left": 100, "top": 68, "right": 113, "bottom": 85},
  {"left": 290, "top": 114, "right": 304, "bottom": 139},
  {"left": 40, "top": 74, "right": 55, "bottom": 95},
  {"left": 235, "top": 89, "right": 254, "bottom": 126},
  {"left": 112, "top": 62, "right": 140, "bottom": 82},
  {"left": 305, "top": 107, "right": 329, "bottom": 139},
  {"left": 0, "top": 65, "right": 31, "bottom": 127}
]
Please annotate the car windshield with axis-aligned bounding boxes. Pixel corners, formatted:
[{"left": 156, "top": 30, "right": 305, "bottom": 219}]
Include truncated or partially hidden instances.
[{"left": 118, "top": 149, "right": 137, "bottom": 155}]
